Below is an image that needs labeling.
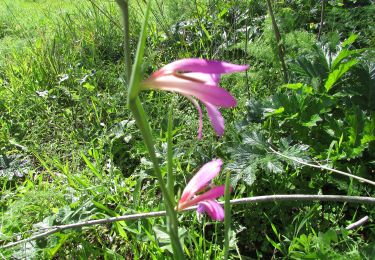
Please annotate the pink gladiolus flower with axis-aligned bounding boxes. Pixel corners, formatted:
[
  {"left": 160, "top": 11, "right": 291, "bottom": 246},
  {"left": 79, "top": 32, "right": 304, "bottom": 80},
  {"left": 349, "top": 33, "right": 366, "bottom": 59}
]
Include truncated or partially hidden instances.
[
  {"left": 141, "top": 59, "right": 248, "bottom": 139},
  {"left": 177, "top": 159, "right": 231, "bottom": 221}
]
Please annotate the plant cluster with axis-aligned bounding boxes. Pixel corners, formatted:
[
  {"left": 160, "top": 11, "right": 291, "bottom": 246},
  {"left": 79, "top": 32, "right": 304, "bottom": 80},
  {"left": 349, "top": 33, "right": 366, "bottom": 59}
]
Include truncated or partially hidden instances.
[{"left": 0, "top": 0, "right": 374, "bottom": 258}]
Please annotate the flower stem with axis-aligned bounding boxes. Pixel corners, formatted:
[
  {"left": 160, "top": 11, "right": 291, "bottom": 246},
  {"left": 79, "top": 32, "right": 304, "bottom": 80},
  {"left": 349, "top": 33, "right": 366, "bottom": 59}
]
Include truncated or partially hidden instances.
[
  {"left": 115, "top": 0, "right": 131, "bottom": 83},
  {"left": 129, "top": 98, "right": 185, "bottom": 259}
]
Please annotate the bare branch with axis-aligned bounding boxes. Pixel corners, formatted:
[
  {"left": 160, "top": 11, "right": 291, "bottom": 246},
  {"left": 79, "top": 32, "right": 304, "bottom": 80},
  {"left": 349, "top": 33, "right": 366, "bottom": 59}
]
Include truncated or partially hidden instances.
[
  {"left": 268, "top": 146, "right": 375, "bottom": 187},
  {"left": 2, "top": 194, "right": 375, "bottom": 249},
  {"left": 346, "top": 216, "right": 369, "bottom": 230}
]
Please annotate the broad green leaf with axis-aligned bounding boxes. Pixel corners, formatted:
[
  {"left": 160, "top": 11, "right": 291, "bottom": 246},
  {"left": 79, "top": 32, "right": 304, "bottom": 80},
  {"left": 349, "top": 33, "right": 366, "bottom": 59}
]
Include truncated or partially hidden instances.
[
  {"left": 331, "top": 49, "right": 362, "bottom": 70},
  {"left": 325, "top": 59, "right": 358, "bottom": 92},
  {"left": 342, "top": 34, "right": 358, "bottom": 48}
]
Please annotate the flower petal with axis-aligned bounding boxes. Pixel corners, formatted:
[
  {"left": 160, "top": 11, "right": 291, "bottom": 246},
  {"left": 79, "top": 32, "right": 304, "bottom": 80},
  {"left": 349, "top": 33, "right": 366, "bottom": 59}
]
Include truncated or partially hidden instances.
[
  {"left": 185, "top": 185, "right": 226, "bottom": 208},
  {"left": 203, "top": 102, "right": 224, "bottom": 137},
  {"left": 183, "top": 72, "right": 221, "bottom": 85},
  {"left": 184, "top": 95, "right": 203, "bottom": 139},
  {"left": 143, "top": 75, "right": 236, "bottom": 107},
  {"left": 179, "top": 159, "right": 223, "bottom": 205},
  {"left": 154, "top": 59, "right": 248, "bottom": 75},
  {"left": 197, "top": 200, "right": 224, "bottom": 221}
]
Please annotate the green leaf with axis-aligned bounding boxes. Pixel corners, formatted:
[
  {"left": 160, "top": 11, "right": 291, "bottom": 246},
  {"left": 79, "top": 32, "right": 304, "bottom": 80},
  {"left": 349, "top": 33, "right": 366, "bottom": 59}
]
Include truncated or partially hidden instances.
[
  {"left": 81, "top": 152, "right": 102, "bottom": 181},
  {"left": 302, "top": 114, "right": 322, "bottom": 127},
  {"left": 266, "top": 160, "right": 283, "bottom": 174},
  {"left": 82, "top": 82, "right": 95, "bottom": 91},
  {"left": 341, "top": 34, "right": 358, "bottom": 48},
  {"left": 127, "top": 0, "right": 151, "bottom": 103},
  {"left": 224, "top": 171, "right": 232, "bottom": 260},
  {"left": 264, "top": 106, "right": 285, "bottom": 117},
  {"left": 330, "top": 49, "right": 362, "bottom": 70},
  {"left": 325, "top": 59, "right": 358, "bottom": 92},
  {"left": 281, "top": 83, "right": 303, "bottom": 90},
  {"left": 242, "top": 166, "right": 257, "bottom": 186}
]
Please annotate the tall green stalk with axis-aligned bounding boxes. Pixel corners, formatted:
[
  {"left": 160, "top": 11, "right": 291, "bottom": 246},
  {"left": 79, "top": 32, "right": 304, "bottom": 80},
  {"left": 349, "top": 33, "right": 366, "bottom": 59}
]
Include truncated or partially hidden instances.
[
  {"left": 128, "top": 99, "right": 184, "bottom": 258},
  {"left": 116, "top": 0, "right": 185, "bottom": 258},
  {"left": 115, "top": 0, "right": 131, "bottom": 83}
]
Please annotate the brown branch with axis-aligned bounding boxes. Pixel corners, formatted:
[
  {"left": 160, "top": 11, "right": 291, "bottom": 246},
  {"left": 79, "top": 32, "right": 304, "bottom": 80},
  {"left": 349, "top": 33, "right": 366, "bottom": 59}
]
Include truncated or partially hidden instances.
[
  {"left": 2, "top": 194, "right": 375, "bottom": 249},
  {"left": 317, "top": 0, "right": 325, "bottom": 41}
]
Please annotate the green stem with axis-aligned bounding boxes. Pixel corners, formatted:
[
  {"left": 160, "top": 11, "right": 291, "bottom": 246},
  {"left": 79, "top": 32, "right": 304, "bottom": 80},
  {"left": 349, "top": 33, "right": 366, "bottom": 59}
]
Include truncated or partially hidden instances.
[
  {"left": 115, "top": 0, "right": 131, "bottom": 83},
  {"left": 167, "top": 105, "right": 175, "bottom": 204},
  {"left": 223, "top": 171, "right": 232, "bottom": 259},
  {"left": 129, "top": 98, "right": 185, "bottom": 259}
]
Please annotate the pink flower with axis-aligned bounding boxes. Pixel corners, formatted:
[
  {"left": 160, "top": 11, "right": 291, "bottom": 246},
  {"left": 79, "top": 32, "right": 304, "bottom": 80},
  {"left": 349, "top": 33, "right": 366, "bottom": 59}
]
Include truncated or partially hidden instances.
[
  {"left": 177, "top": 159, "right": 231, "bottom": 221},
  {"left": 141, "top": 59, "right": 248, "bottom": 139}
]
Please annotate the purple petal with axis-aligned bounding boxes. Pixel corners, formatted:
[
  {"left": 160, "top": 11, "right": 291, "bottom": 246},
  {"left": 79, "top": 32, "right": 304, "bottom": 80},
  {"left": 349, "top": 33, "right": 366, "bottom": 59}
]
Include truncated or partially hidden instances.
[
  {"left": 203, "top": 102, "right": 225, "bottom": 137},
  {"left": 155, "top": 59, "right": 248, "bottom": 75},
  {"left": 197, "top": 200, "right": 224, "bottom": 221},
  {"left": 143, "top": 75, "right": 236, "bottom": 107},
  {"left": 179, "top": 159, "right": 223, "bottom": 205},
  {"left": 184, "top": 95, "right": 203, "bottom": 139}
]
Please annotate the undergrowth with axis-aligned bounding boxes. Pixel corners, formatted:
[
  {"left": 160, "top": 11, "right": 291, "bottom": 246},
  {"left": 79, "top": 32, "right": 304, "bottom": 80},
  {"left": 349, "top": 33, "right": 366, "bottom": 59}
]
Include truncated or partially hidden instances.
[{"left": 0, "top": 0, "right": 374, "bottom": 258}]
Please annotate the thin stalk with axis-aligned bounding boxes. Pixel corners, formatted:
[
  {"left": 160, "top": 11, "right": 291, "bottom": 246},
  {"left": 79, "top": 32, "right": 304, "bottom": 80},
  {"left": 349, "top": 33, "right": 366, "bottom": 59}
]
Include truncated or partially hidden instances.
[
  {"left": 3, "top": 194, "right": 375, "bottom": 250},
  {"left": 317, "top": 0, "right": 325, "bottom": 41},
  {"left": 115, "top": 0, "right": 132, "bottom": 83},
  {"left": 119, "top": 0, "right": 184, "bottom": 257},
  {"left": 167, "top": 105, "right": 175, "bottom": 204},
  {"left": 223, "top": 171, "right": 232, "bottom": 260},
  {"left": 268, "top": 146, "right": 375, "bottom": 186},
  {"left": 129, "top": 98, "right": 185, "bottom": 259},
  {"left": 266, "top": 0, "right": 288, "bottom": 83}
]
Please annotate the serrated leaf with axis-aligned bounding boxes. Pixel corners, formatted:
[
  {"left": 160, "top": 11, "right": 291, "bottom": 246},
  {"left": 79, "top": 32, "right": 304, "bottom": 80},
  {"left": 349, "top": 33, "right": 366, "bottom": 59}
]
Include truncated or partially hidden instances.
[
  {"left": 325, "top": 59, "right": 358, "bottom": 92},
  {"left": 302, "top": 114, "right": 322, "bottom": 127},
  {"left": 266, "top": 160, "right": 283, "bottom": 174},
  {"left": 242, "top": 166, "right": 256, "bottom": 186},
  {"left": 264, "top": 106, "right": 285, "bottom": 117}
]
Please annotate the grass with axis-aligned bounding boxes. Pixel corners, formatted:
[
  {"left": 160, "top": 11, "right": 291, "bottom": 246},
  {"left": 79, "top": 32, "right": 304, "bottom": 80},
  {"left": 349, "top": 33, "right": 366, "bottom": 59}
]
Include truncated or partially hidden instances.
[{"left": 1, "top": 0, "right": 374, "bottom": 258}]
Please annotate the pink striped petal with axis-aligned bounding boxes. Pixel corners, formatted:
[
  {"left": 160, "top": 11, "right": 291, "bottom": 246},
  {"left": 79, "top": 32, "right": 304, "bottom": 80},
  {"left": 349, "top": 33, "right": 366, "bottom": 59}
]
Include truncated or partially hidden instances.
[
  {"left": 154, "top": 59, "right": 248, "bottom": 76},
  {"left": 179, "top": 159, "right": 223, "bottom": 205},
  {"left": 197, "top": 200, "right": 224, "bottom": 221},
  {"left": 184, "top": 95, "right": 203, "bottom": 139},
  {"left": 183, "top": 72, "right": 221, "bottom": 85},
  {"left": 203, "top": 102, "right": 225, "bottom": 137},
  {"left": 185, "top": 185, "right": 225, "bottom": 208},
  {"left": 143, "top": 75, "right": 236, "bottom": 107}
]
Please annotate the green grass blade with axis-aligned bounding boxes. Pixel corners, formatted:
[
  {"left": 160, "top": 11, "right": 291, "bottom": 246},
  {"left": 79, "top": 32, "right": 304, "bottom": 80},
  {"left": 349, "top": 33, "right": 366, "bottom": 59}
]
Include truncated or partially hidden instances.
[
  {"left": 127, "top": 0, "right": 151, "bottom": 104},
  {"left": 224, "top": 171, "right": 232, "bottom": 259},
  {"left": 167, "top": 105, "right": 175, "bottom": 205}
]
